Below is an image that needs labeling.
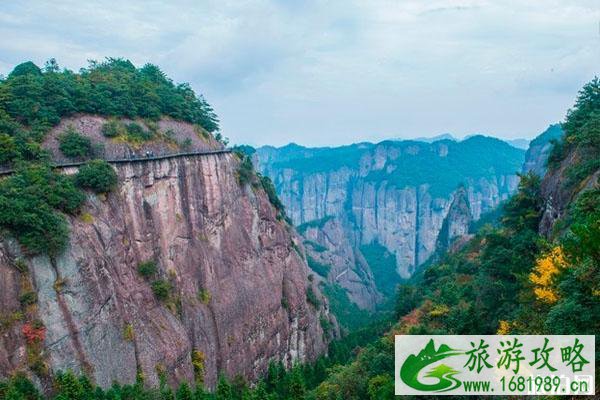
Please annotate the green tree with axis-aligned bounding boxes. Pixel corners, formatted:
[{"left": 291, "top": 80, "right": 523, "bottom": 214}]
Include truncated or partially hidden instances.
[
  {"left": 9, "top": 61, "right": 42, "bottom": 78},
  {"left": 58, "top": 127, "right": 93, "bottom": 159},
  {"left": 176, "top": 383, "right": 194, "bottom": 400},
  {"left": 0, "top": 133, "right": 18, "bottom": 164},
  {"left": 285, "top": 366, "right": 306, "bottom": 400},
  {"left": 0, "top": 165, "right": 84, "bottom": 255},
  {"left": 216, "top": 375, "right": 233, "bottom": 400},
  {"left": 74, "top": 160, "right": 118, "bottom": 193}
]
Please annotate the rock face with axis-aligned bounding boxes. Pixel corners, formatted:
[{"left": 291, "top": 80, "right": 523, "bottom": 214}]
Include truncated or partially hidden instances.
[
  {"left": 539, "top": 147, "right": 600, "bottom": 238},
  {"left": 301, "top": 218, "right": 381, "bottom": 310},
  {"left": 522, "top": 124, "right": 563, "bottom": 177},
  {"left": 0, "top": 121, "right": 332, "bottom": 390},
  {"left": 435, "top": 186, "right": 473, "bottom": 254},
  {"left": 257, "top": 137, "right": 524, "bottom": 305}
]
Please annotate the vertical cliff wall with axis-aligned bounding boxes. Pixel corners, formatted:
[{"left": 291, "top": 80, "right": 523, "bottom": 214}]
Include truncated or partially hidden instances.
[
  {"left": 257, "top": 137, "right": 524, "bottom": 305},
  {"left": 522, "top": 124, "right": 563, "bottom": 177},
  {"left": 0, "top": 152, "right": 332, "bottom": 389}
]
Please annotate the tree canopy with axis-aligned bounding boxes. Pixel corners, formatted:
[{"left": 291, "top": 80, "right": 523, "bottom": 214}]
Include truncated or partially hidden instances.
[{"left": 0, "top": 58, "right": 219, "bottom": 150}]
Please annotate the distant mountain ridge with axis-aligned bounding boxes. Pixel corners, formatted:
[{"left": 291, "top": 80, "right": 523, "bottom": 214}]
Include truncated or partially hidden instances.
[
  {"left": 403, "top": 133, "right": 530, "bottom": 149},
  {"left": 411, "top": 133, "right": 456, "bottom": 143},
  {"left": 256, "top": 135, "right": 525, "bottom": 308}
]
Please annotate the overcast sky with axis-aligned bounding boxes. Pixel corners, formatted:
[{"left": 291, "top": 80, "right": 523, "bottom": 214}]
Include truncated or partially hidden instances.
[{"left": 0, "top": 1, "right": 598, "bottom": 147}]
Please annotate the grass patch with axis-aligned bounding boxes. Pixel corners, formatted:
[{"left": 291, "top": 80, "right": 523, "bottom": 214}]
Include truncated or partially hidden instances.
[
  {"left": 306, "top": 255, "right": 331, "bottom": 278},
  {"left": 297, "top": 216, "right": 333, "bottom": 234},
  {"left": 198, "top": 288, "right": 211, "bottom": 305},
  {"left": 306, "top": 286, "right": 321, "bottom": 308}
]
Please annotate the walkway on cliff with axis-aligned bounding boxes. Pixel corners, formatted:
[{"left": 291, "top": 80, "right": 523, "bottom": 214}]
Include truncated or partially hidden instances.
[{"left": 0, "top": 149, "right": 233, "bottom": 176}]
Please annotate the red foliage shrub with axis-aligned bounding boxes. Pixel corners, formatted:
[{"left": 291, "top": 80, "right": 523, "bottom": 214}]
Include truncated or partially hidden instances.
[{"left": 22, "top": 322, "right": 46, "bottom": 344}]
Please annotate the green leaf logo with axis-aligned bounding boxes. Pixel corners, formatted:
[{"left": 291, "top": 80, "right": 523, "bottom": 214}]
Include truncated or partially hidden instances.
[{"left": 400, "top": 339, "right": 463, "bottom": 392}]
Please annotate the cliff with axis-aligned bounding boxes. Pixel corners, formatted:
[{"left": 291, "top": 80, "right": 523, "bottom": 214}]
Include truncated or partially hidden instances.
[
  {"left": 539, "top": 145, "right": 600, "bottom": 237},
  {"left": 522, "top": 124, "right": 563, "bottom": 177},
  {"left": 435, "top": 186, "right": 473, "bottom": 254},
  {"left": 0, "top": 119, "right": 332, "bottom": 390},
  {"left": 257, "top": 137, "right": 524, "bottom": 306}
]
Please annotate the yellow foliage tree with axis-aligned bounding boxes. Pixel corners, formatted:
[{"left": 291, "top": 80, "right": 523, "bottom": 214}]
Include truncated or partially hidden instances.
[
  {"left": 529, "top": 246, "right": 566, "bottom": 304},
  {"left": 497, "top": 320, "right": 511, "bottom": 335}
]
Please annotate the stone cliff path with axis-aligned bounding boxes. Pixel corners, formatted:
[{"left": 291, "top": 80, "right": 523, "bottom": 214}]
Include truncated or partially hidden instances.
[{"left": 0, "top": 149, "right": 233, "bottom": 176}]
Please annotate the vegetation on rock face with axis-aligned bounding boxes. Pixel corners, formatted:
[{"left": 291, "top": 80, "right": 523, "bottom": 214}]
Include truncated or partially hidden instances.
[
  {"left": 151, "top": 279, "right": 172, "bottom": 301},
  {"left": 320, "top": 282, "right": 372, "bottom": 332},
  {"left": 74, "top": 160, "right": 118, "bottom": 194},
  {"left": 296, "top": 217, "right": 333, "bottom": 235},
  {"left": 359, "top": 243, "right": 402, "bottom": 298},
  {"left": 58, "top": 126, "right": 95, "bottom": 159},
  {"left": 306, "top": 255, "right": 330, "bottom": 278},
  {"left": 137, "top": 260, "right": 158, "bottom": 279},
  {"left": 548, "top": 77, "right": 600, "bottom": 182},
  {"left": 235, "top": 150, "right": 290, "bottom": 223},
  {"left": 0, "top": 165, "right": 84, "bottom": 255},
  {"left": 305, "top": 286, "right": 321, "bottom": 308},
  {"left": 101, "top": 119, "right": 126, "bottom": 138},
  {"left": 259, "top": 175, "right": 288, "bottom": 221},
  {"left": 236, "top": 154, "right": 254, "bottom": 186}
]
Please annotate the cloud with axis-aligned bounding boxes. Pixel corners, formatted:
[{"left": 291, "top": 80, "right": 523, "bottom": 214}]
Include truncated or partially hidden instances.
[{"left": 0, "top": 0, "right": 598, "bottom": 146}]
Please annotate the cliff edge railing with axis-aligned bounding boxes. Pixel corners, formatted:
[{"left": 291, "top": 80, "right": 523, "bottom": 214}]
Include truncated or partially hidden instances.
[{"left": 0, "top": 149, "right": 233, "bottom": 176}]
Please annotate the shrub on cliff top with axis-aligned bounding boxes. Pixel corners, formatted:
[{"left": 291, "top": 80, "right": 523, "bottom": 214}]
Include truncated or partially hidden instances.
[
  {"left": 74, "top": 160, "right": 117, "bottom": 194},
  {"left": 58, "top": 127, "right": 93, "bottom": 159},
  {"left": 125, "top": 122, "right": 153, "bottom": 142},
  {"left": 1, "top": 58, "right": 219, "bottom": 137},
  {"left": 101, "top": 120, "right": 126, "bottom": 138}
]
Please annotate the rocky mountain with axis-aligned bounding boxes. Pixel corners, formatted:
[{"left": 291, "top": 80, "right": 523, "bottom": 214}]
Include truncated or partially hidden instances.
[
  {"left": 0, "top": 116, "right": 333, "bottom": 390},
  {"left": 256, "top": 136, "right": 525, "bottom": 307},
  {"left": 434, "top": 185, "right": 473, "bottom": 254},
  {"left": 522, "top": 124, "right": 563, "bottom": 176}
]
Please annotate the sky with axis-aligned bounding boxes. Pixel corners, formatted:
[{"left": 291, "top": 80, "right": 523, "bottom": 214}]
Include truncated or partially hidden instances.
[{"left": 0, "top": 1, "right": 598, "bottom": 147}]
